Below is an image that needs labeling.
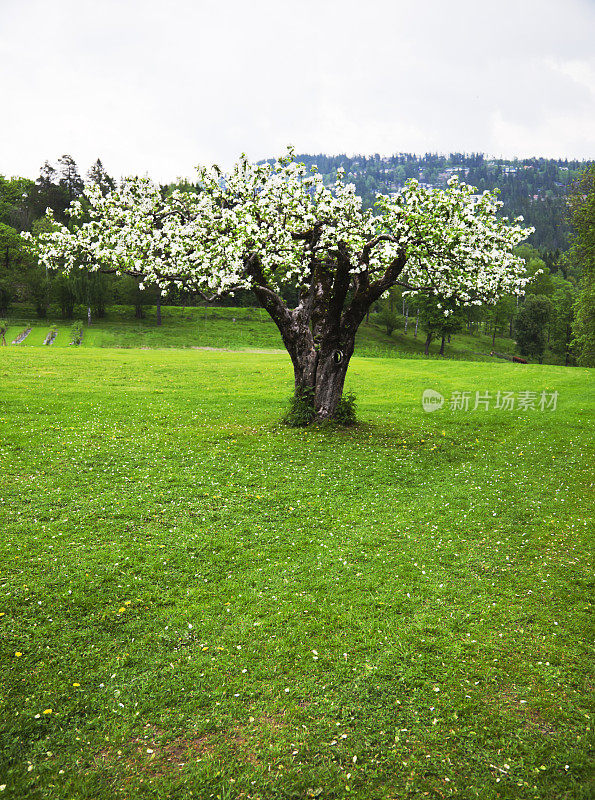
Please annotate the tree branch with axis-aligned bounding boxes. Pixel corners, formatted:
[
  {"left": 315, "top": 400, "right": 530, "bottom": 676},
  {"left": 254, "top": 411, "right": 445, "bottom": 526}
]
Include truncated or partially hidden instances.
[
  {"left": 244, "top": 254, "right": 294, "bottom": 332},
  {"left": 341, "top": 249, "right": 408, "bottom": 335}
]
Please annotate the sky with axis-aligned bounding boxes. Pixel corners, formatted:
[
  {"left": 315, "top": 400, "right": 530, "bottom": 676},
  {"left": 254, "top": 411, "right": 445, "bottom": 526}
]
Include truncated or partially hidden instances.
[{"left": 1, "top": 0, "right": 594, "bottom": 183}]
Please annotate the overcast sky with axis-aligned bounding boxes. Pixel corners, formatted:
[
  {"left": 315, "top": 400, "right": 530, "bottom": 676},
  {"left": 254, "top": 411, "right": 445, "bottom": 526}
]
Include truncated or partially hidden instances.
[{"left": 1, "top": 0, "right": 594, "bottom": 182}]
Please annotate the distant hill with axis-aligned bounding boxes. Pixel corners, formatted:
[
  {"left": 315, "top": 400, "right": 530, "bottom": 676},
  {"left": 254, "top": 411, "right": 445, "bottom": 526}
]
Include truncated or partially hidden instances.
[{"left": 270, "top": 153, "right": 593, "bottom": 254}]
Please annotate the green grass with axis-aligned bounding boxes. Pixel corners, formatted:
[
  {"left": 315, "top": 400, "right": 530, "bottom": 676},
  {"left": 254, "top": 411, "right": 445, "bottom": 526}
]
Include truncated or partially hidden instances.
[
  {"left": 20, "top": 327, "right": 52, "bottom": 347},
  {"left": 0, "top": 349, "right": 593, "bottom": 800},
  {"left": 4, "top": 325, "right": 31, "bottom": 346},
  {"left": 3, "top": 304, "right": 540, "bottom": 363}
]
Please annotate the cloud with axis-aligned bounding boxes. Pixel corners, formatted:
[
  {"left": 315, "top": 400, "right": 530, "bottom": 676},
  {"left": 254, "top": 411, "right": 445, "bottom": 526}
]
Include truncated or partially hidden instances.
[{"left": 0, "top": 0, "right": 593, "bottom": 182}]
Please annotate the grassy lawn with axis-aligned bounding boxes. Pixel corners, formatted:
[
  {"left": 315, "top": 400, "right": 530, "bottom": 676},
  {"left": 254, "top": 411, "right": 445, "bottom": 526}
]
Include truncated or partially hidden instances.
[
  {"left": 0, "top": 348, "right": 593, "bottom": 799},
  {"left": 4, "top": 304, "right": 536, "bottom": 362}
]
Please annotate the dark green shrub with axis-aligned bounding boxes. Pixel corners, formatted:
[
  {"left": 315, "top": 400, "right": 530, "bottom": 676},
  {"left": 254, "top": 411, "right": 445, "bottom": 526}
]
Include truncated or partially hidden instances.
[
  {"left": 283, "top": 388, "right": 315, "bottom": 427},
  {"left": 283, "top": 389, "right": 357, "bottom": 427},
  {"left": 376, "top": 307, "right": 399, "bottom": 336},
  {"left": 45, "top": 325, "right": 57, "bottom": 345},
  {"left": 70, "top": 321, "right": 83, "bottom": 345},
  {"left": 333, "top": 392, "right": 357, "bottom": 426}
]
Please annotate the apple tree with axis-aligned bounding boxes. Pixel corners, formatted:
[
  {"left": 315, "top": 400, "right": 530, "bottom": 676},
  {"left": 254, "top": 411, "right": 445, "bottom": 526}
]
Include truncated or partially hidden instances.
[{"left": 25, "top": 149, "right": 534, "bottom": 422}]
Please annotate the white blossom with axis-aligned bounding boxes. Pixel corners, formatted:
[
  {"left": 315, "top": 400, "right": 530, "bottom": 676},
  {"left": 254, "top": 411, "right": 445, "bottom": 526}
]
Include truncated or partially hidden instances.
[{"left": 23, "top": 147, "right": 534, "bottom": 310}]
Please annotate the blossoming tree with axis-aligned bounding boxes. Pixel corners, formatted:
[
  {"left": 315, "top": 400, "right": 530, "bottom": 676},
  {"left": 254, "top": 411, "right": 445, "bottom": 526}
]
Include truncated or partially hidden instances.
[{"left": 27, "top": 149, "right": 533, "bottom": 422}]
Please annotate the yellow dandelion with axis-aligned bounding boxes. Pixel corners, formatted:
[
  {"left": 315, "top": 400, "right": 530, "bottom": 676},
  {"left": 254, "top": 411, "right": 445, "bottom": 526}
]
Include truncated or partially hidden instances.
[
  {"left": 15, "top": 652, "right": 22, "bottom": 658},
  {"left": 43, "top": 709, "right": 52, "bottom": 715},
  {"left": 72, "top": 683, "right": 80, "bottom": 687}
]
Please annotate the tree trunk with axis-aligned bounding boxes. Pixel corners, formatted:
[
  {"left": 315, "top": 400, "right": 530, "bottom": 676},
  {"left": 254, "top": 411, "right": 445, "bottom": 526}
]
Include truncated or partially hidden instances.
[
  {"left": 414, "top": 310, "right": 419, "bottom": 337},
  {"left": 492, "top": 325, "right": 497, "bottom": 347},
  {"left": 156, "top": 293, "right": 162, "bottom": 326},
  {"left": 288, "top": 319, "right": 355, "bottom": 422},
  {"left": 439, "top": 334, "right": 446, "bottom": 355},
  {"left": 312, "top": 350, "right": 352, "bottom": 420},
  {"left": 424, "top": 331, "right": 432, "bottom": 356},
  {"left": 87, "top": 305, "right": 92, "bottom": 326},
  {"left": 404, "top": 304, "right": 409, "bottom": 333},
  {"left": 246, "top": 246, "right": 407, "bottom": 424}
]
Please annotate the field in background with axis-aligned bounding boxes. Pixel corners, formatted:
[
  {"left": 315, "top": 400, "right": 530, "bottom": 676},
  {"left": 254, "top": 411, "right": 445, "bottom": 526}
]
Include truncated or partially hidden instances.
[
  {"left": 1, "top": 348, "right": 592, "bottom": 799},
  {"left": 4, "top": 304, "right": 527, "bottom": 362}
]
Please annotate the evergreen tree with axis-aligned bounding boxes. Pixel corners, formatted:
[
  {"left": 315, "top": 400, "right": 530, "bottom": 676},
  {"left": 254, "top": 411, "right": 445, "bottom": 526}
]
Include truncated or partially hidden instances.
[
  {"left": 58, "top": 155, "right": 84, "bottom": 204},
  {"left": 87, "top": 159, "right": 114, "bottom": 196},
  {"left": 30, "top": 161, "right": 69, "bottom": 222}
]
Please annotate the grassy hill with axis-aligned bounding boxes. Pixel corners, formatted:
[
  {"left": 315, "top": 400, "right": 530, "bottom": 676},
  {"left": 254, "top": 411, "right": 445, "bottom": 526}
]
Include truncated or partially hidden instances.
[
  {"left": 3, "top": 303, "right": 550, "bottom": 363},
  {"left": 0, "top": 348, "right": 592, "bottom": 799}
]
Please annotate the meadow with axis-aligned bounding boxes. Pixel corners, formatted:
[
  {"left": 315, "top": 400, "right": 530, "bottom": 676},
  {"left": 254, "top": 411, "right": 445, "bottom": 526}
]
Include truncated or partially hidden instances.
[
  {"left": 0, "top": 343, "right": 593, "bottom": 800},
  {"left": 3, "top": 304, "right": 521, "bottom": 362}
]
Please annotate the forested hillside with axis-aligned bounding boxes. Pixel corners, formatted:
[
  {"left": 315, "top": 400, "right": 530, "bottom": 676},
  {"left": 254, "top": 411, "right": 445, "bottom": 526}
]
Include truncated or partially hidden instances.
[{"left": 288, "top": 153, "right": 591, "bottom": 255}]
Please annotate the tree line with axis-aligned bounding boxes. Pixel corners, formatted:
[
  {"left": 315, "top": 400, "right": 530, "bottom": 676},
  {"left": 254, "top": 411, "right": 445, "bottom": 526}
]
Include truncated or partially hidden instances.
[
  {"left": 0, "top": 156, "right": 197, "bottom": 323},
  {"left": 1, "top": 154, "right": 593, "bottom": 367}
]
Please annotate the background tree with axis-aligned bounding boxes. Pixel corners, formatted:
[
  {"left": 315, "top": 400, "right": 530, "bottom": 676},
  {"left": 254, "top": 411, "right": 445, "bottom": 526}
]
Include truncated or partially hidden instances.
[
  {"left": 87, "top": 159, "right": 114, "bottom": 196},
  {"left": 0, "top": 222, "right": 30, "bottom": 314},
  {"left": 29, "top": 161, "right": 69, "bottom": 223},
  {"left": 71, "top": 270, "right": 112, "bottom": 324},
  {"left": 417, "top": 295, "right": 465, "bottom": 355},
  {"left": 549, "top": 277, "right": 576, "bottom": 366},
  {"left": 58, "top": 155, "right": 84, "bottom": 205},
  {"left": 376, "top": 303, "right": 399, "bottom": 336},
  {"left": 568, "top": 166, "right": 595, "bottom": 366},
  {"left": 24, "top": 264, "right": 50, "bottom": 317},
  {"left": 27, "top": 151, "right": 533, "bottom": 422},
  {"left": 515, "top": 294, "right": 552, "bottom": 362},
  {"left": 52, "top": 272, "right": 77, "bottom": 318},
  {"left": 487, "top": 294, "right": 516, "bottom": 346},
  {"left": 115, "top": 274, "right": 161, "bottom": 320},
  {"left": 0, "top": 176, "right": 35, "bottom": 231}
]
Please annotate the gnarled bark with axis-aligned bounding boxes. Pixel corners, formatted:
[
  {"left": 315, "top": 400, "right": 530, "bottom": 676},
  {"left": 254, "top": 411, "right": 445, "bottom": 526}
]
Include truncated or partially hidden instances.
[{"left": 246, "top": 245, "right": 407, "bottom": 423}]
